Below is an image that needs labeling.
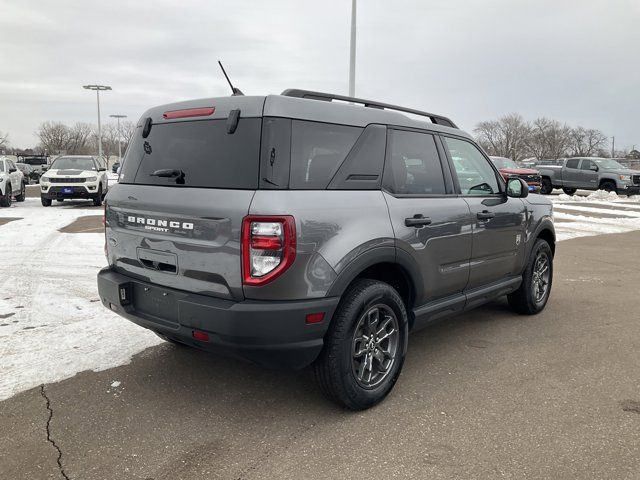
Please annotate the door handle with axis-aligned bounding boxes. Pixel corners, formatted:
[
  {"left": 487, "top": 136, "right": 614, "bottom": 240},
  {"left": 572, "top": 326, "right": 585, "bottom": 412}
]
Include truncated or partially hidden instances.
[
  {"left": 477, "top": 210, "right": 495, "bottom": 220},
  {"left": 405, "top": 214, "right": 432, "bottom": 227}
]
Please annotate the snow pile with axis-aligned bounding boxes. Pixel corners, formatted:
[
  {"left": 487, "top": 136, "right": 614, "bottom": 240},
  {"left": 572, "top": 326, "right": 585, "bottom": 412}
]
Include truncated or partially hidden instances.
[
  {"left": 0, "top": 199, "right": 161, "bottom": 401},
  {"left": 556, "top": 190, "right": 621, "bottom": 203}
]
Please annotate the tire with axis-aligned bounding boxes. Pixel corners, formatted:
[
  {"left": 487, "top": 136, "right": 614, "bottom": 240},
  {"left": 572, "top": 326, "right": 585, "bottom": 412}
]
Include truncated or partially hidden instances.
[
  {"left": 600, "top": 181, "right": 616, "bottom": 193},
  {"left": 56, "top": 199, "right": 64, "bottom": 203},
  {"left": 41, "top": 197, "right": 52, "bottom": 207},
  {"left": 0, "top": 184, "right": 12, "bottom": 207},
  {"left": 313, "top": 279, "right": 408, "bottom": 410},
  {"left": 15, "top": 183, "right": 26, "bottom": 202},
  {"left": 540, "top": 177, "right": 553, "bottom": 195},
  {"left": 508, "top": 239, "right": 553, "bottom": 315},
  {"left": 562, "top": 187, "right": 577, "bottom": 195},
  {"left": 92, "top": 186, "right": 103, "bottom": 206}
]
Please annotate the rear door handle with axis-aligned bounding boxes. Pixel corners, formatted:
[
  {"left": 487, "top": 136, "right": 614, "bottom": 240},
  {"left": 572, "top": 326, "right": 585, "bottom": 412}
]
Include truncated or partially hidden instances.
[
  {"left": 405, "top": 214, "right": 432, "bottom": 227},
  {"left": 477, "top": 210, "right": 495, "bottom": 220}
]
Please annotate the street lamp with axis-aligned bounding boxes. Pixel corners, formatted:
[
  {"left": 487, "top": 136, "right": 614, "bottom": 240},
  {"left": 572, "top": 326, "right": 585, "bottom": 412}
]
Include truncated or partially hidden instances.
[
  {"left": 83, "top": 84, "right": 112, "bottom": 158},
  {"left": 109, "top": 114, "right": 127, "bottom": 164},
  {"left": 348, "top": 0, "right": 357, "bottom": 97}
]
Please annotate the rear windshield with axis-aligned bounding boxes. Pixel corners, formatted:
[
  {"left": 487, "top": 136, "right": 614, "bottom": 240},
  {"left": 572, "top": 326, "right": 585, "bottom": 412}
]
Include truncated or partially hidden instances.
[{"left": 119, "top": 118, "right": 261, "bottom": 189}]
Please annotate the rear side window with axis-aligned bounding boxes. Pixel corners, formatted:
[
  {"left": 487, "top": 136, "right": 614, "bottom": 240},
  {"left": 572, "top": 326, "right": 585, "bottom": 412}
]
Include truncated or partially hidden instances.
[
  {"left": 120, "top": 119, "right": 261, "bottom": 189},
  {"left": 290, "top": 121, "right": 362, "bottom": 189},
  {"left": 566, "top": 158, "right": 579, "bottom": 169},
  {"left": 383, "top": 130, "right": 446, "bottom": 195}
]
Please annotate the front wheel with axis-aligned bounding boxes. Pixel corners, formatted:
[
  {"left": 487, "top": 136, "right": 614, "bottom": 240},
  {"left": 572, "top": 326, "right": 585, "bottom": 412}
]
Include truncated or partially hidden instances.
[
  {"left": 508, "top": 239, "right": 553, "bottom": 315},
  {"left": 600, "top": 181, "right": 617, "bottom": 193},
  {"left": 562, "top": 187, "right": 577, "bottom": 195},
  {"left": 0, "top": 184, "right": 12, "bottom": 207},
  {"left": 41, "top": 196, "right": 52, "bottom": 207},
  {"left": 540, "top": 177, "right": 553, "bottom": 195},
  {"left": 92, "top": 186, "right": 103, "bottom": 206},
  {"left": 313, "top": 279, "right": 408, "bottom": 410}
]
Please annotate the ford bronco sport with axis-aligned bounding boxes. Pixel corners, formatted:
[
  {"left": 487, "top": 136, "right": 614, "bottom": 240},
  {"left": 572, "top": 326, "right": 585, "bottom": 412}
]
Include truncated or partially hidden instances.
[{"left": 98, "top": 90, "right": 555, "bottom": 410}]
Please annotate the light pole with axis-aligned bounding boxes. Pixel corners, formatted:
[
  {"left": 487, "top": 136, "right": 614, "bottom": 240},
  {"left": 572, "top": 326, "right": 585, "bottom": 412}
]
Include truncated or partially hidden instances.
[
  {"left": 83, "top": 84, "right": 112, "bottom": 158},
  {"left": 109, "top": 114, "right": 127, "bottom": 164},
  {"left": 348, "top": 0, "right": 357, "bottom": 97}
]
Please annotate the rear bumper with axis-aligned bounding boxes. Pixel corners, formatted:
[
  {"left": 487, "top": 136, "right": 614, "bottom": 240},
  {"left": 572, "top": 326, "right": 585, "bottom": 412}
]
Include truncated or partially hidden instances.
[{"left": 97, "top": 268, "right": 339, "bottom": 369}]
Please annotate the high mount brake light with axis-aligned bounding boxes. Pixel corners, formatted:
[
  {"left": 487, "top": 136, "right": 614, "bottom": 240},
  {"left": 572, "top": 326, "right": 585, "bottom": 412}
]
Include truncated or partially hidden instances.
[
  {"left": 242, "top": 216, "right": 296, "bottom": 286},
  {"left": 162, "top": 107, "right": 215, "bottom": 119}
]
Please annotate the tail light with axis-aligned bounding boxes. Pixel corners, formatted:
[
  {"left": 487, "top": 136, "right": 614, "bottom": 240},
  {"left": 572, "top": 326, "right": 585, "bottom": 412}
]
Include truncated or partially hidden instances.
[{"left": 242, "top": 215, "right": 296, "bottom": 286}]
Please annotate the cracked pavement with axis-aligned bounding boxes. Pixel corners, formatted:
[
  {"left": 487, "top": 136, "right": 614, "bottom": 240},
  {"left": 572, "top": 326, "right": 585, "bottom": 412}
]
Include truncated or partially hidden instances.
[{"left": 1, "top": 231, "right": 639, "bottom": 479}]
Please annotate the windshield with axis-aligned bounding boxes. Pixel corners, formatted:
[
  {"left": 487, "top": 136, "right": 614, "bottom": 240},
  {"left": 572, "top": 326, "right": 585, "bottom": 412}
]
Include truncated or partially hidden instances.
[
  {"left": 22, "top": 157, "right": 47, "bottom": 166},
  {"left": 491, "top": 157, "right": 519, "bottom": 169},
  {"left": 51, "top": 157, "right": 96, "bottom": 171},
  {"left": 593, "top": 159, "right": 624, "bottom": 169}
]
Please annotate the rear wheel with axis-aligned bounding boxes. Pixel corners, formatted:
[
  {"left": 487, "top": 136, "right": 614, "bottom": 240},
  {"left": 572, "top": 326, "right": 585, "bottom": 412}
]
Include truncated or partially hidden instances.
[
  {"left": 92, "top": 186, "right": 103, "bottom": 206},
  {"left": 41, "top": 196, "right": 52, "bottom": 207},
  {"left": 540, "top": 177, "right": 553, "bottom": 195},
  {"left": 562, "top": 187, "right": 577, "bottom": 195},
  {"left": 56, "top": 199, "right": 64, "bottom": 203},
  {"left": 600, "top": 181, "right": 617, "bottom": 193},
  {"left": 508, "top": 239, "right": 553, "bottom": 315},
  {"left": 15, "top": 183, "right": 26, "bottom": 202},
  {"left": 313, "top": 279, "right": 408, "bottom": 410},
  {"left": 0, "top": 184, "right": 12, "bottom": 207}
]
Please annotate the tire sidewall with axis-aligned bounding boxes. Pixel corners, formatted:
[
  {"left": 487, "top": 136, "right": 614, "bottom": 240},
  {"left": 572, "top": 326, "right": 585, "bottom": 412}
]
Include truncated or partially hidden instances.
[
  {"left": 337, "top": 283, "right": 408, "bottom": 408},
  {"left": 524, "top": 240, "right": 553, "bottom": 313}
]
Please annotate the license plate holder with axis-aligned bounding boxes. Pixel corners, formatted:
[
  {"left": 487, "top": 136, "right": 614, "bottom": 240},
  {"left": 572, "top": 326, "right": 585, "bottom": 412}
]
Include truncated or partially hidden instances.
[
  {"left": 62, "top": 187, "right": 73, "bottom": 194},
  {"left": 132, "top": 284, "right": 180, "bottom": 327}
]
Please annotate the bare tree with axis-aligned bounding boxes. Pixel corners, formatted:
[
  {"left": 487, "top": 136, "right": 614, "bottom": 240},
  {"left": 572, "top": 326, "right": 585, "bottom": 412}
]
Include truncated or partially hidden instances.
[
  {"left": 68, "top": 122, "right": 94, "bottom": 154},
  {"left": 567, "top": 127, "right": 608, "bottom": 157},
  {"left": 523, "top": 118, "right": 572, "bottom": 160},
  {"left": 0, "top": 130, "right": 9, "bottom": 151},
  {"left": 474, "top": 113, "right": 530, "bottom": 161},
  {"left": 36, "top": 121, "right": 71, "bottom": 154}
]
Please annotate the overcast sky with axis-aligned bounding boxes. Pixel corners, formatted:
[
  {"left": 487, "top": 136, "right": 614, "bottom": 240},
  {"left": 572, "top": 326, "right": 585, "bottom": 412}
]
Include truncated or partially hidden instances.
[{"left": 1, "top": 0, "right": 638, "bottom": 150}]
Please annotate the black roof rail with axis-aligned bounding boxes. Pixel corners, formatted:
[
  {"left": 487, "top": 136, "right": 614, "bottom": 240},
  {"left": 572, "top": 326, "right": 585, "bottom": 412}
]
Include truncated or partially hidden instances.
[{"left": 281, "top": 89, "right": 458, "bottom": 129}]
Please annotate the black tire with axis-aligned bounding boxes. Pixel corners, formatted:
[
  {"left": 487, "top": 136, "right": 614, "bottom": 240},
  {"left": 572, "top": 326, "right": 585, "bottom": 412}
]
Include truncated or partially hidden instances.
[
  {"left": 562, "top": 187, "right": 577, "bottom": 195},
  {"left": 600, "top": 181, "right": 617, "bottom": 193},
  {"left": 15, "top": 183, "right": 26, "bottom": 202},
  {"left": 56, "top": 199, "right": 64, "bottom": 203},
  {"left": 540, "top": 177, "right": 553, "bottom": 195},
  {"left": 508, "top": 239, "right": 553, "bottom": 315},
  {"left": 41, "top": 196, "right": 52, "bottom": 207},
  {"left": 0, "top": 184, "right": 12, "bottom": 207},
  {"left": 93, "top": 186, "right": 103, "bottom": 206},
  {"left": 313, "top": 279, "right": 408, "bottom": 410}
]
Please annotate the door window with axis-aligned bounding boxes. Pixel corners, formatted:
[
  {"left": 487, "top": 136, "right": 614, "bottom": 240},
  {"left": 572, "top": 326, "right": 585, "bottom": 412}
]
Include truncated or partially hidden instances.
[
  {"left": 580, "top": 159, "right": 595, "bottom": 171},
  {"left": 383, "top": 130, "right": 446, "bottom": 195},
  {"left": 566, "top": 158, "right": 580, "bottom": 169},
  {"left": 443, "top": 137, "right": 500, "bottom": 195}
]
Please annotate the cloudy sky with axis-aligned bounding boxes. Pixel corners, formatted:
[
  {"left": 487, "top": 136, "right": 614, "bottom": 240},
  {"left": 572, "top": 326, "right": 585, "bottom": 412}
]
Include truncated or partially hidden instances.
[{"left": 1, "top": 0, "right": 639, "bottom": 150}]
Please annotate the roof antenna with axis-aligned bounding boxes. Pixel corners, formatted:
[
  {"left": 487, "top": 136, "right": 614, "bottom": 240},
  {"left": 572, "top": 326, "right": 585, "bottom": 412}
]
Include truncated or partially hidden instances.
[{"left": 218, "top": 60, "right": 244, "bottom": 96}]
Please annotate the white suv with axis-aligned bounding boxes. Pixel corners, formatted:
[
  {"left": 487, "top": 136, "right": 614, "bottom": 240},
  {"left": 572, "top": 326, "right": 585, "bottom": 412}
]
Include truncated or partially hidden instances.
[
  {"left": 0, "top": 155, "right": 26, "bottom": 207},
  {"left": 40, "top": 155, "right": 109, "bottom": 206}
]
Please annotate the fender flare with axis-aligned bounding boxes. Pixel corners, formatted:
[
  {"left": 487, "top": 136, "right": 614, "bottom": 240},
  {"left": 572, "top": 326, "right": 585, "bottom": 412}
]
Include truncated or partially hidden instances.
[{"left": 326, "top": 246, "right": 424, "bottom": 305}]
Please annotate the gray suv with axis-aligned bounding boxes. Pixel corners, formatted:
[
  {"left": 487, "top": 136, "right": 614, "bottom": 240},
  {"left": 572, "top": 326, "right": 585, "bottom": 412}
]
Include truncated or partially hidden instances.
[{"left": 98, "top": 90, "right": 555, "bottom": 409}]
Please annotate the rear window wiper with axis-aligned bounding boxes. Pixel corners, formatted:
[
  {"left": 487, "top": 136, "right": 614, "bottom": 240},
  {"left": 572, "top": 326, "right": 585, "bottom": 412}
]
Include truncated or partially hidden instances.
[{"left": 150, "top": 169, "right": 185, "bottom": 184}]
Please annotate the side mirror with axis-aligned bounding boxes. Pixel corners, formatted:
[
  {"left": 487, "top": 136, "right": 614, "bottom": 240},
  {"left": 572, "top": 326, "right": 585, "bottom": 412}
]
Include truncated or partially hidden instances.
[
  {"left": 9, "top": 167, "right": 17, "bottom": 173},
  {"left": 506, "top": 177, "right": 529, "bottom": 198}
]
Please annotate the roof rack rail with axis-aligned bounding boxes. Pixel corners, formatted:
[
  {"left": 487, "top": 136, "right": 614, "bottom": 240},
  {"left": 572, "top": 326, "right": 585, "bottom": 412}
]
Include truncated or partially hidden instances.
[{"left": 281, "top": 89, "right": 458, "bottom": 129}]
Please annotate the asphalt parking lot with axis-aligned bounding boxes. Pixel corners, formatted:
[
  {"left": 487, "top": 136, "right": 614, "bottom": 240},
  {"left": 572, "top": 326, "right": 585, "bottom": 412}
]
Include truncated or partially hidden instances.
[{"left": 1, "top": 229, "right": 639, "bottom": 480}]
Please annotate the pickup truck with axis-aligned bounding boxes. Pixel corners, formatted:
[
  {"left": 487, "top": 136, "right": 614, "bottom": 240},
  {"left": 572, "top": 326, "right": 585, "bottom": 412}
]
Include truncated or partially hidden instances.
[{"left": 538, "top": 157, "right": 640, "bottom": 196}]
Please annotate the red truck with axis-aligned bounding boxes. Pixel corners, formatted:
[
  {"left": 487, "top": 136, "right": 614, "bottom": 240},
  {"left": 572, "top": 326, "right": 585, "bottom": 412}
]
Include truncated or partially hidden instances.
[{"left": 490, "top": 156, "right": 542, "bottom": 193}]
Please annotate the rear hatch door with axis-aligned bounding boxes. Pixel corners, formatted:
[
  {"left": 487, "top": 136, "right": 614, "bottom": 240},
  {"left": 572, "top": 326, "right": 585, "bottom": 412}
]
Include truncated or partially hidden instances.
[{"left": 107, "top": 97, "right": 265, "bottom": 301}]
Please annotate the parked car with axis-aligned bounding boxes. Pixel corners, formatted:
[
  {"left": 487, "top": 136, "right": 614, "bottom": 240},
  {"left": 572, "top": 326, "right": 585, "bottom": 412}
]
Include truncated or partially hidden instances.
[
  {"left": 112, "top": 161, "right": 120, "bottom": 173},
  {"left": 39, "top": 155, "right": 109, "bottom": 206},
  {"left": 537, "top": 157, "right": 640, "bottom": 195},
  {"left": 490, "top": 156, "right": 542, "bottom": 193},
  {"left": 16, "top": 162, "right": 41, "bottom": 184},
  {"left": 0, "top": 155, "right": 26, "bottom": 206},
  {"left": 98, "top": 89, "right": 555, "bottom": 409},
  {"left": 18, "top": 155, "right": 49, "bottom": 178}
]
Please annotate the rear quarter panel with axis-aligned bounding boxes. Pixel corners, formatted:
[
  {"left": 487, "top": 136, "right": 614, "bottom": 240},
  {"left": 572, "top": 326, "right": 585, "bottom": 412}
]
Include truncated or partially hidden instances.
[{"left": 245, "top": 190, "right": 394, "bottom": 300}]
